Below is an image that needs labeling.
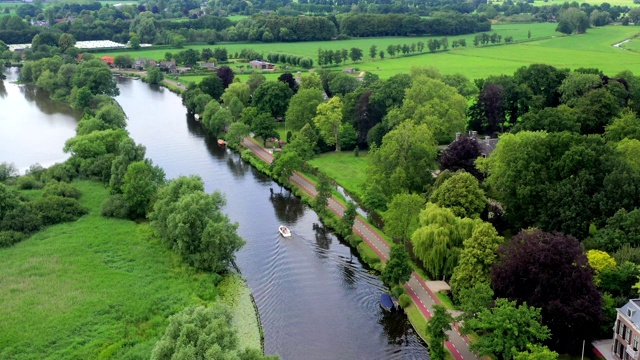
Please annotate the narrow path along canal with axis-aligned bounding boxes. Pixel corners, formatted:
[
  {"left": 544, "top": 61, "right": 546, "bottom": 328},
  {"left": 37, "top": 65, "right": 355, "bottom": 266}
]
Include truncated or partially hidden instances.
[{"left": 114, "top": 78, "right": 429, "bottom": 359}]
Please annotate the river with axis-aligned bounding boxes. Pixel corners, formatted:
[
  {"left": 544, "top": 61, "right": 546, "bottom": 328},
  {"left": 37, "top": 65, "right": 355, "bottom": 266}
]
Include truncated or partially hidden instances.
[
  {"left": 1, "top": 70, "right": 428, "bottom": 359},
  {"left": 0, "top": 68, "right": 81, "bottom": 172}
]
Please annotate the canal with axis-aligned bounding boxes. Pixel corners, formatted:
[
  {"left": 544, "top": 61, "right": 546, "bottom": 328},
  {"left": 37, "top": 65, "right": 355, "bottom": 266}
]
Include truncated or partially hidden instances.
[{"left": 1, "top": 70, "right": 428, "bottom": 359}]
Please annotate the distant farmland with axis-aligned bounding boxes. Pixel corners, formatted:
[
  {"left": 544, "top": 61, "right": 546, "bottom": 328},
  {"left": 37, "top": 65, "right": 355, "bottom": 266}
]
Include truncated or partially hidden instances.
[{"left": 97, "top": 23, "right": 640, "bottom": 82}]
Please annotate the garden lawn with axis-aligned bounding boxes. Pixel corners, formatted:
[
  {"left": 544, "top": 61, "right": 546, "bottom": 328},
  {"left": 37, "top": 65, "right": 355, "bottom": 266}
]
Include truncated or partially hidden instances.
[
  {"left": 308, "top": 150, "right": 368, "bottom": 199},
  {"left": 0, "top": 180, "right": 237, "bottom": 359}
]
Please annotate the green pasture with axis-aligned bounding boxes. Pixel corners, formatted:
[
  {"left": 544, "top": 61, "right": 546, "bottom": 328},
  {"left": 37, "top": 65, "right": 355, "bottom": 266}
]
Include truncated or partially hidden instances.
[
  {"left": 357, "top": 25, "right": 640, "bottom": 79},
  {"left": 98, "top": 23, "right": 639, "bottom": 81},
  {"left": 173, "top": 72, "right": 283, "bottom": 85},
  {"left": 528, "top": 0, "right": 639, "bottom": 6},
  {"left": 308, "top": 150, "right": 369, "bottom": 199},
  {"left": 94, "top": 23, "right": 559, "bottom": 61},
  {"left": 622, "top": 37, "right": 640, "bottom": 52},
  {"left": 0, "top": 181, "right": 238, "bottom": 359},
  {"left": 227, "top": 15, "right": 249, "bottom": 22}
]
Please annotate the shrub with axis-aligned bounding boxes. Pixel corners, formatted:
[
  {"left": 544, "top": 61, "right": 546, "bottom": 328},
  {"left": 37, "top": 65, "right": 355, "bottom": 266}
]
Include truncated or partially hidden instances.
[
  {"left": 391, "top": 285, "right": 404, "bottom": 298},
  {"left": 0, "top": 231, "right": 26, "bottom": 248},
  {"left": 398, "top": 293, "right": 412, "bottom": 308},
  {"left": 15, "top": 175, "right": 43, "bottom": 190},
  {"left": 29, "top": 196, "right": 88, "bottom": 226},
  {"left": 0, "top": 205, "right": 42, "bottom": 234},
  {"left": 43, "top": 180, "right": 81, "bottom": 199},
  {"left": 101, "top": 194, "right": 130, "bottom": 219},
  {"left": 41, "top": 162, "right": 77, "bottom": 183},
  {"left": 25, "top": 163, "right": 45, "bottom": 181},
  {"left": 0, "top": 162, "right": 18, "bottom": 181}
]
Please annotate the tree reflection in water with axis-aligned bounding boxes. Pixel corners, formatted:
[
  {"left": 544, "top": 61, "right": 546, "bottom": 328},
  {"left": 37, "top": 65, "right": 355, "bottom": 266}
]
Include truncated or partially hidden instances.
[
  {"left": 379, "top": 310, "right": 415, "bottom": 347},
  {"left": 269, "top": 187, "right": 305, "bottom": 224}
]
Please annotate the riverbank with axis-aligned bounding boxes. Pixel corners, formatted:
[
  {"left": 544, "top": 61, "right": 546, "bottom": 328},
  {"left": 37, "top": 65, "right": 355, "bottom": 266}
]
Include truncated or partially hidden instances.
[{"left": 239, "top": 137, "right": 479, "bottom": 360}]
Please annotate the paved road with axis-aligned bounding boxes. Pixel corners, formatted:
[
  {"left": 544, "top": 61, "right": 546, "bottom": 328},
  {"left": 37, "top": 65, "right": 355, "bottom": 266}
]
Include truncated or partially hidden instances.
[{"left": 242, "top": 137, "right": 480, "bottom": 360}]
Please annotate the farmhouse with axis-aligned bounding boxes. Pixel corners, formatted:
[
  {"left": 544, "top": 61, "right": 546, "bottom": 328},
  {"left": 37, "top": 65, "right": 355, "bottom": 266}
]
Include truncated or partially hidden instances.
[{"left": 249, "top": 60, "right": 275, "bottom": 70}]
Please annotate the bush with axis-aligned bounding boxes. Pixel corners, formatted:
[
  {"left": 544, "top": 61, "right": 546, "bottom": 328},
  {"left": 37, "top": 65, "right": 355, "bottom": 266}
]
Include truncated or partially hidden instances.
[
  {"left": 101, "top": 194, "right": 130, "bottom": 219},
  {"left": 0, "top": 231, "right": 26, "bottom": 248},
  {"left": 29, "top": 196, "right": 88, "bottom": 226},
  {"left": 0, "top": 205, "right": 42, "bottom": 234},
  {"left": 398, "top": 293, "right": 412, "bottom": 308},
  {"left": 41, "top": 162, "right": 77, "bottom": 183},
  {"left": 0, "top": 162, "right": 18, "bottom": 181},
  {"left": 15, "top": 175, "right": 43, "bottom": 190},
  {"left": 43, "top": 180, "right": 81, "bottom": 199},
  {"left": 391, "top": 285, "right": 405, "bottom": 298}
]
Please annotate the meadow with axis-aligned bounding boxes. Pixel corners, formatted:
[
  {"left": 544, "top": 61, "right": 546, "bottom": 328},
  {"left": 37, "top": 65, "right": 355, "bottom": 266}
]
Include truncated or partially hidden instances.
[
  {"left": 96, "top": 23, "right": 559, "bottom": 61},
  {"left": 0, "top": 181, "right": 257, "bottom": 359},
  {"left": 622, "top": 36, "right": 640, "bottom": 51},
  {"left": 98, "top": 23, "right": 640, "bottom": 82}
]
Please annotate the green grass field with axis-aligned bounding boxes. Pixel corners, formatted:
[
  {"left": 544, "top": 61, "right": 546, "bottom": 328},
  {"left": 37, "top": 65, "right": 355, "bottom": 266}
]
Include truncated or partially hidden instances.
[
  {"left": 0, "top": 181, "right": 255, "bottom": 359},
  {"left": 227, "top": 15, "right": 250, "bottom": 22},
  {"left": 308, "top": 150, "right": 369, "bottom": 199},
  {"left": 622, "top": 37, "right": 640, "bottom": 52},
  {"left": 97, "top": 23, "right": 640, "bottom": 81},
  {"left": 95, "top": 23, "right": 558, "bottom": 61}
]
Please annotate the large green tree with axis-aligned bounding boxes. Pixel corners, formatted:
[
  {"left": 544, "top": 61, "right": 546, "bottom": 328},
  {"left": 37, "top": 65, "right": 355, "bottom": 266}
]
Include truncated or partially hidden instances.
[
  {"left": 383, "top": 193, "right": 425, "bottom": 244},
  {"left": 467, "top": 299, "right": 550, "bottom": 359},
  {"left": 364, "top": 121, "right": 437, "bottom": 208},
  {"left": 151, "top": 304, "right": 276, "bottom": 360},
  {"left": 425, "top": 305, "right": 453, "bottom": 360},
  {"left": 388, "top": 76, "right": 466, "bottom": 144},
  {"left": 411, "top": 203, "right": 480, "bottom": 280},
  {"left": 450, "top": 223, "right": 503, "bottom": 297},
  {"left": 381, "top": 244, "right": 412, "bottom": 286},
  {"left": 486, "top": 131, "right": 640, "bottom": 238},
  {"left": 252, "top": 81, "right": 293, "bottom": 118},
  {"left": 429, "top": 172, "right": 486, "bottom": 219},
  {"left": 285, "top": 88, "right": 324, "bottom": 132},
  {"left": 121, "top": 160, "right": 165, "bottom": 219},
  {"left": 313, "top": 96, "right": 343, "bottom": 151}
]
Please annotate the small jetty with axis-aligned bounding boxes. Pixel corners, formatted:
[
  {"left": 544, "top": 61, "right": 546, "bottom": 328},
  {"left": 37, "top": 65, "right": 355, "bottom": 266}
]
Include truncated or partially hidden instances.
[{"left": 380, "top": 293, "right": 399, "bottom": 312}]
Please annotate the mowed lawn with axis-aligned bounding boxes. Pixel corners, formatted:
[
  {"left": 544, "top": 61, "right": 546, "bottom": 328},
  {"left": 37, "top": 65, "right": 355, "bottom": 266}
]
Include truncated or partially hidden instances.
[
  {"left": 0, "top": 181, "right": 225, "bottom": 359},
  {"left": 308, "top": 150, "right": 369, "bottom": 198}
]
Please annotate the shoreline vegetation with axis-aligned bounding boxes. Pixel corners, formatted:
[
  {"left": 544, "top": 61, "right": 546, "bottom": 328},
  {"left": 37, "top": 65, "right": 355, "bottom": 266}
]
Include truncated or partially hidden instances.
[{"left": 0, "top": 64, "right": 267, "bottom": 359}]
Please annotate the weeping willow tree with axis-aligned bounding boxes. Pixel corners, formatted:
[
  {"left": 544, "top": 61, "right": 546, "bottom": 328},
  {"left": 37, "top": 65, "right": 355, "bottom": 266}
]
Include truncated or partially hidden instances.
[{"left": 411, "top": 203, "right": 481, "bottom": 280}]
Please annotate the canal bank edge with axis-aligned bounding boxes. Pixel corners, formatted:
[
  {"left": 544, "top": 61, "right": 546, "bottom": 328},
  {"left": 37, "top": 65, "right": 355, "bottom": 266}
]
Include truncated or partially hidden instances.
[{"left": 236, "top": 137, "right": 471, "bottom": 360}]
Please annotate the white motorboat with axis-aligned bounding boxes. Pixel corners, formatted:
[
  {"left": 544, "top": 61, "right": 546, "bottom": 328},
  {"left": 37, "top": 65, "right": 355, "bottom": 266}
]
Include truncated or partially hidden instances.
[{"left": 279, "top": 225, "right": 291, "bottom": 237}]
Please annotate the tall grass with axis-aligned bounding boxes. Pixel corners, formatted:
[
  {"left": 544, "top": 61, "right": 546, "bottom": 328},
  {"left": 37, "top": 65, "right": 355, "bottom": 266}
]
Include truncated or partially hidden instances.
[{"left": 0, "top": 180, "right": 227, "bottom": 359}]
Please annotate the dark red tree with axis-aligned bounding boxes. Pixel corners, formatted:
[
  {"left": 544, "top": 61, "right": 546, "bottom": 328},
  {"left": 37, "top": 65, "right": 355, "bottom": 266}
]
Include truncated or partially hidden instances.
[
  {"left": 492, "top": 229, "right": 604, "bottom": 354},
  {"left": 438, "top": 137, "right": 483, "bottom": 180},
  {"left": 216, "top": 66, "right": 235, "bottom": 89},
  {"left": 277, "top": 72, "right": 298, "bottom": 93}
]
